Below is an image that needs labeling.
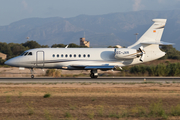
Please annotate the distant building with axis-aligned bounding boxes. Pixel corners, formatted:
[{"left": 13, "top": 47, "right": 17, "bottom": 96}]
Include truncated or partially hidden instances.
[
  {"left": 80, "top": 38, "right": 90, "bottom": 47},
  {"left": 0, "top": 52, "right": 7, "bottom": 60},
  {"left": 115, "top": 45, "right": 122, "bottom": 48}
]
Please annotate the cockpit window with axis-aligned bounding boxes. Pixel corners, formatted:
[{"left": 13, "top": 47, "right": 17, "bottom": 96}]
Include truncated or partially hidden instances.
[
  {"left": 28, "top": 52, "right": 32, "bottom": 55},
  {"left": 24, "top": 52, "right": 28, "bottom": 56},
  {"left": 20, "top": 52, "right": 26, "bottom": 56},
  {"left": 20, "top": 52, "right": 33, "bottom": 56}
]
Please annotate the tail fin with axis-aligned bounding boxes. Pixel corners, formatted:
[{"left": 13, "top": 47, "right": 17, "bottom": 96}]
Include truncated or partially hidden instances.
[{"left": 128, "top": 19, "right": 167, "bottom": 49}]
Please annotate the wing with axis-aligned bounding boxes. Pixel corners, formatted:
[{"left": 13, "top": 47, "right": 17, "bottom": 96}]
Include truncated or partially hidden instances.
[{"left": 70, "top": 65, "right": 115, "bottom": 70}]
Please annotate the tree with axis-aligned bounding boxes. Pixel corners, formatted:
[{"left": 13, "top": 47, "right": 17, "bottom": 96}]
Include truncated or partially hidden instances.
[
  {"left": 22, "top": 40, "right": 41, "bottom": 49},
  {"left": 0, "top": 42, "right": 12, "bottom": 59},
  {"left": 9, "top": 43, "right": 28, "bottom": 56},
  {"left": 51, "top": 43, "right": 87, "bottom": 48},
  {"left": 160, "top": 45, "right": 180, "bottom": 60},
  {"left": 69, "top": 43, "right": 87, "bottom": 48},
  {"left": 51, "top": 44, "right": 66, "bottom": 48},
  {"left": 0, "top": 57, "right": 5, "bottom": 65}
]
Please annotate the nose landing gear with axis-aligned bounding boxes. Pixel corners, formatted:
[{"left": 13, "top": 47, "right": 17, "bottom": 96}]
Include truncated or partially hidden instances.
[
  {"left": 30, "top": 68, "right": 34, "bottom": 78},
  {"left": 90, "top": 69, "right": 98, "bottom": 78},
  {"left": 31, "top": 74, "right": 34, "bottom": 78}
]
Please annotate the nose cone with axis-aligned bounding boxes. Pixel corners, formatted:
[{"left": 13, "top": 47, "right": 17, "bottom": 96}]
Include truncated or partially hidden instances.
[
  {"left": 5, "top": 59, "right": 14, "bottom": 66},
  {"left": 4, "top": 60, "right": 8, "bottom": 65},
  {"left": 5, "top": 57, "right": 20, "bottom": 67}
]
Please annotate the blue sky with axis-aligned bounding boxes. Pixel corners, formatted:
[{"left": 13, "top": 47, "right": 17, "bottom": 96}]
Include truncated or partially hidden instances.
[{"left": 0, "top": 0, "right": 180, "bottom": 26}]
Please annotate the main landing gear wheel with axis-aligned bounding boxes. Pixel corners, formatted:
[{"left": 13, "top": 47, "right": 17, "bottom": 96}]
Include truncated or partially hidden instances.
[{"left": 90, "top": 69, "right": 98, "bottom": 78}]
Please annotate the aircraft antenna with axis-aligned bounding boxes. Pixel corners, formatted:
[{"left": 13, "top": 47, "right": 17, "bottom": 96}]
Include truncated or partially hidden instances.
[{"left": 65, "top": 45, "right": 69, "bottom": 48}]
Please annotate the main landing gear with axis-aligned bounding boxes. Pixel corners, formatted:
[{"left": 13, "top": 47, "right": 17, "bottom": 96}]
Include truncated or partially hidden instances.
[
  {"left": 30, "top": 68, "right": 34, "bottom": 78},
  {"left": 90, "top": 69, "right": 98, "bottom": 78}
]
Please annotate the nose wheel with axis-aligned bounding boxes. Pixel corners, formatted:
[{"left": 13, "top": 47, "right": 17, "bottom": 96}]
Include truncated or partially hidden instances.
[
  {"left": 31, "top": 75, "right": 34, "bottom": 78},
  {"left": 90, "top": 69, "right": 98, "bottom": 78},
  {"left": 30, "top": 68, "right": 34, "bottom": 79}
]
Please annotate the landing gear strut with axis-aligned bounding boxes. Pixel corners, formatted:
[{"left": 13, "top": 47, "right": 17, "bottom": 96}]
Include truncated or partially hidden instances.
[
  {"left": 90, "top": 69, "right": 98, "bottom": 78},
  {"left": 30, "top": 68, "right": 34, "bottom": 78}
]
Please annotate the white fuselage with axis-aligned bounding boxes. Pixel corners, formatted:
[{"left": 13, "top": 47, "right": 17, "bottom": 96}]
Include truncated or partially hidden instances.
[{"left": 5, "top": 47, "right": 165, "bottom": 70}]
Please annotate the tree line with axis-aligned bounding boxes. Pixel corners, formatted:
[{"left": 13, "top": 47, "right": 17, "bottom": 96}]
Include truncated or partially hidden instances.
[
  {"left": 120, "top": 63, "right": 180, "bottom": 76},
  {"left": 160, "top": 45, "right": 180, "bottom": 60}
]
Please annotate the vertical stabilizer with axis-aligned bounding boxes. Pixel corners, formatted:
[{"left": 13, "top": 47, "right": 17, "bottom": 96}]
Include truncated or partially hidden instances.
[{"left": 128, "top": 19, "right": 167, "bottom": 49}]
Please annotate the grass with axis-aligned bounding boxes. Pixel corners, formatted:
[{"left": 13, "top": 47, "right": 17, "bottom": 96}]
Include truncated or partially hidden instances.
[
  {"left": 120, "top": 109, "right": 129, "bottom": 118},
  {"left": 26, "top": 102, "right": 34, "bottom": 115},
  {"left": 148, "top": 100, "right": 168, "bottom": 119},
  {"left": 131, "top": 105, "right": 146, "bottom": 117},
  {"left": 149, "top": 100, "right": 165, "bottom": 116},
  {"left": 97, "top": 105, "right": 104, "bottom": 117},
  {"left": 108, "top": 111, "right": 120, "bottom": 118},
  {"left": 44, "top": 109, "right": 52, "bottom": 120},
  {"left": 81, "top": 82, "right": 91, "bottom": 85},
  {"left": 88, "top": 111, "right": 94, "bottom": 119},
  {"left": 64, "top": 111, "right": 72, "bottom": 118},
  {"left": 46, "top": 69, "right": 61, "bottom": 77},
  {"left": 91, "top": 97, "right": 96, "bottom": 101},
  {"left": 69, "top": 104, "right": 76, "bottom": 110},
  {"left": 6, "top": 96, "right": 12, "bottom": 103},
  {"left": 106, "top": 101, "right": 169, "bottom": 119},
  {"left": 18, "top": 92, "right": 22, "bottom": 98},
  {"left": 0, "top": 81, "right": 179, "bottom": 85},
  {"left": 1, "top": 83, "right": 180, "bottom": 119},
  {"left": 43, "top": 93, "right": 51, "bottom": 98},
  {"left": 170, "top": 104, "right": 180, "bottom": 116}
]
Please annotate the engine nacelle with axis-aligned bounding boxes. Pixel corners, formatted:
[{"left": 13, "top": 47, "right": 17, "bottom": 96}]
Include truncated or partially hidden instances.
[{"left": 114, "top": 48, "right": 138, "bottom": 59}]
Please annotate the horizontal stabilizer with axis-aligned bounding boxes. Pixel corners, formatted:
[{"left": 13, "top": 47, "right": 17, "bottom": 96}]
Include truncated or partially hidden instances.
[{"left": 140, "top": 41, "right": 174, "bottom": 45}]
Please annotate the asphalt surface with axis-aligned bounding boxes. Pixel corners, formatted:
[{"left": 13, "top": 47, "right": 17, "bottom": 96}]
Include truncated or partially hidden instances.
[{"left": 0, "top": 77, "right": 180, "bottom": 83}]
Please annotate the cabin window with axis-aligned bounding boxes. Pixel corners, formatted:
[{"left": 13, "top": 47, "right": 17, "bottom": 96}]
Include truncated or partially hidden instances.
[
  {"left": 88, "top": 54, "right": 90, "bottom": 57},
  {"left": 83, "top": 54, "right": 86, "bottom": 57},
  {"left": 79, "top": 54, "right": 81, "bottom": 57},
  {"left": 57, "top": 54, "right": 59, "bottom": 57},
  {"left": 52, "top": 54, "right": 55, "bottom": 57},
  {"left": 74, "top": 54, "right": 76, "bottom": 57},
  {"left": 65, "top": 54, "right": 68, "bottom": 57},
  {"left": 28, "top": 52, "right": 32, "bottom": 55},
  {"left": 70, "top": 54, "right": 72, "bottom": 57},
  {"left": 61, "top": 54, "right": 63, "bottom": 57}
]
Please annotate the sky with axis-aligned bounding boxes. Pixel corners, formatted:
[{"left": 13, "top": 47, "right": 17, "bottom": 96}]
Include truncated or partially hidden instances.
[{"left": 0, "top": 0, "right": 180, "bottom": 26}]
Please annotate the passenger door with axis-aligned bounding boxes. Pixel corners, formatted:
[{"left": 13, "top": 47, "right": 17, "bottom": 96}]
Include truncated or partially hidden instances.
[{"left": 36, "top": 51, "right": 44, "bottom": 68}]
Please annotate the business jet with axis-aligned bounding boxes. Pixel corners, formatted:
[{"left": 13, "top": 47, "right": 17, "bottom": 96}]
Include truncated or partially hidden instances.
[{"left": 5, "top": 19, "right": 172, "bottom": 78}]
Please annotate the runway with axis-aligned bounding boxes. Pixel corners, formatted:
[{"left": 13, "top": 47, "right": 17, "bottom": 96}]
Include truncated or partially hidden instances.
[{"left": 0, "top": 77, "right": 180, "bottom": 83}]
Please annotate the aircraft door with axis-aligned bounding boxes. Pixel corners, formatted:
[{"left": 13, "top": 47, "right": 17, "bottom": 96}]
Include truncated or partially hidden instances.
[{"left": 36, "top": 51, "right": 44, "bottom": 68}]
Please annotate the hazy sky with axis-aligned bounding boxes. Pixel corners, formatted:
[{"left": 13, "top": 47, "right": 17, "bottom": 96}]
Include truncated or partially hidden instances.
[{"left": 0, "top": 0, "right": 180, "bottom": 26}]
